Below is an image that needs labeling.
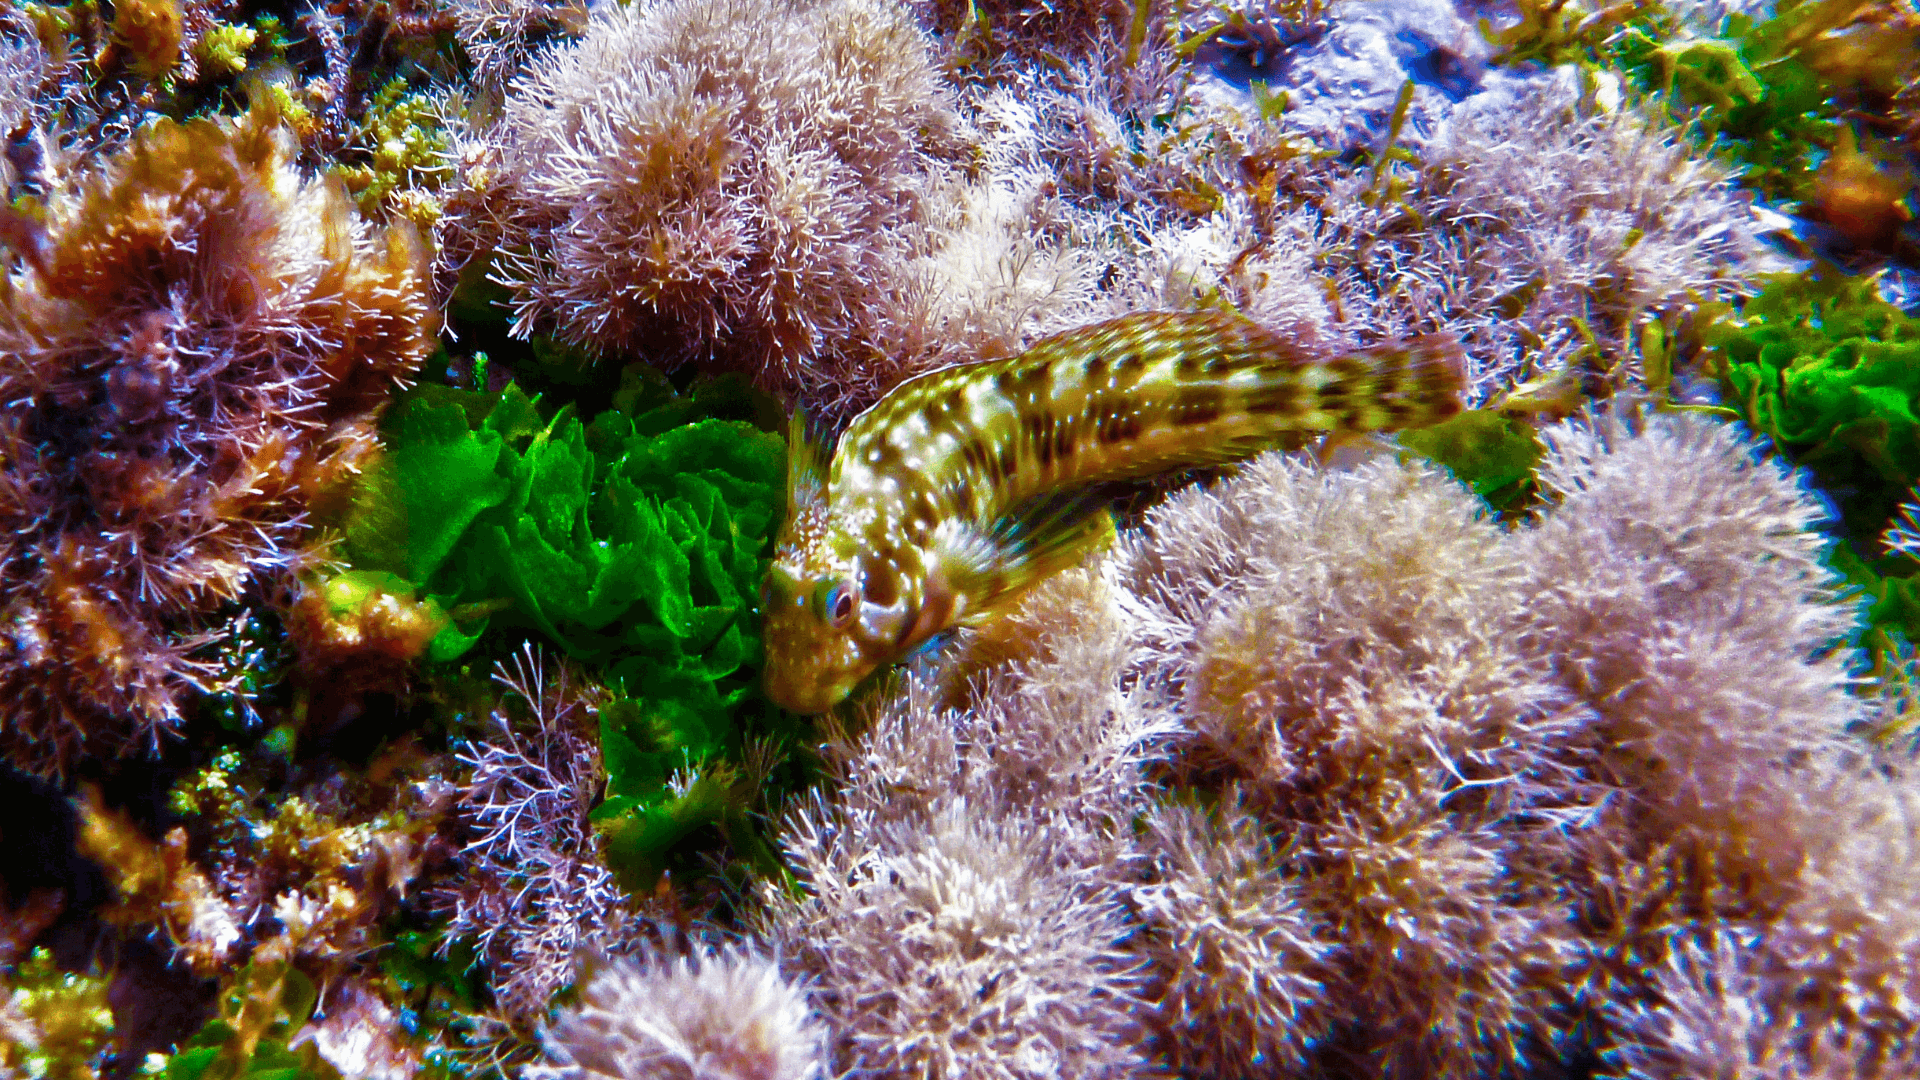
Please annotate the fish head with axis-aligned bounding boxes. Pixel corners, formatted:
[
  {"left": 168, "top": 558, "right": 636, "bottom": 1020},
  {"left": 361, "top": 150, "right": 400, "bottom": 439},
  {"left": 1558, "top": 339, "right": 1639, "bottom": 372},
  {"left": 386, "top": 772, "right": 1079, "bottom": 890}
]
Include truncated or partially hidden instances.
[
  {"left": 760, "top": 415, "right": 877, "bottom": 714},
  {"left": 760, "top": 413, "right": 946, "bottom": 713},
  {"left": 760, "top": 439, "right": 912, "bottom": 713},
  {"left": 763, "top": 520, "right": 944, "bottom": 711},
  {"left": 760, "top": 553, "right": 876, "bottom": 714},
  {"left": 761, "top": 541, "right": 957, "bottom": 713}
]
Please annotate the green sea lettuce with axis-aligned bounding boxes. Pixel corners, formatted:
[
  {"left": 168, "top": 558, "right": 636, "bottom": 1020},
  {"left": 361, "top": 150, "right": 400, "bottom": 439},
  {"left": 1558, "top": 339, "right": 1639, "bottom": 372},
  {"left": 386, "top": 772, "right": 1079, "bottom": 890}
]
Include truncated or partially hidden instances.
[
  {"left": 1712, "top": 270, "right": 1920, "bottom": 661},
  {"left": 161, "top": 961, "right": 340, "bottom": 1080},
  {"left": 374, "top": 931, "right": 505, "bottom": 1080},
  {"left": 345, "top": 382, "right": 783, "bottom": 670},
  {"left": 342, "top": 378, "right": 790, "bottom": 882},
  {"left": 1714, "top": 271, "right": 1920, "bottom": 541},
  {"left": 1603, "top": 10, "right": 1841, "bottom": 206}
]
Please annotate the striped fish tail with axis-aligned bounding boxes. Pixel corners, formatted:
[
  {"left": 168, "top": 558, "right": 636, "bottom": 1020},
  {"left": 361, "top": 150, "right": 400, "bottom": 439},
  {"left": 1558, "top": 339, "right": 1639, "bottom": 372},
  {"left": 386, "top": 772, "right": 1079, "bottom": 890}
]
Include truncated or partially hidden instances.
[
  {"left": 1299, "top": 334, "right": 1469, "bottom": 434},
  {"left": 1361, "top": 334, "right": 1469, "bottom": 428}
]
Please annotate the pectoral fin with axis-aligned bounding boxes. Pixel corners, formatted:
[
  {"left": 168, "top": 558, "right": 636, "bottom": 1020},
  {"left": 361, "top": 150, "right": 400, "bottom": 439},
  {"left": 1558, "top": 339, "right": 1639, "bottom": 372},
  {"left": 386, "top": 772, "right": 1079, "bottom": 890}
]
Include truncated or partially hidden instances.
[{"left": 933, "top": 487, "right": 1119, "bottom": 625}]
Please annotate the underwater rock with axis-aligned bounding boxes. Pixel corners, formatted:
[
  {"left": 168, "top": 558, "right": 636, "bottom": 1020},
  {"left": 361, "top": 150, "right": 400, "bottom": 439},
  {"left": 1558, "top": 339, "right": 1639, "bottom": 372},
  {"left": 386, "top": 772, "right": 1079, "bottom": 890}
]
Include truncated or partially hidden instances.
[{"left": 1217, "top": 0, "right": 1493, "bottom": 146}]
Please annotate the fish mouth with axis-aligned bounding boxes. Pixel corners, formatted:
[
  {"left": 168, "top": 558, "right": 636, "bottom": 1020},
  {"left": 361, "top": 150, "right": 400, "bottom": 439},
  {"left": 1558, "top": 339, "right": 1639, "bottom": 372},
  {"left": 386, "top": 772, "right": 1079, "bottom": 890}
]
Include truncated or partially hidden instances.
[
  {"left": 761, "top": 669, "right": 857, "bottom": 715},
  {"left": 760, "top": 642, "right": 865, "bottom": 714}
]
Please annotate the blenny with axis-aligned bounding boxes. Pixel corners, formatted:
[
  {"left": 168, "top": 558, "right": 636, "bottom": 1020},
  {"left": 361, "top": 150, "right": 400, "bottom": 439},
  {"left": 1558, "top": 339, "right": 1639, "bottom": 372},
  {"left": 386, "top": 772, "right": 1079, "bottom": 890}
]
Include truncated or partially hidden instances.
[{"left": 761, "top": 310, "right": 1465, "bottom": 714}]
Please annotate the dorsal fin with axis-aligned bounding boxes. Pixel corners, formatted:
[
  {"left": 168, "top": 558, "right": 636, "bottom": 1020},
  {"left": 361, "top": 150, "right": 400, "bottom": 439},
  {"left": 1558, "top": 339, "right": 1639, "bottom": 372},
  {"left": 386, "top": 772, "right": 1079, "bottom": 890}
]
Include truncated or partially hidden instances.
[{"left": 784, "top": 408, "right": 829, "bottom": 519}]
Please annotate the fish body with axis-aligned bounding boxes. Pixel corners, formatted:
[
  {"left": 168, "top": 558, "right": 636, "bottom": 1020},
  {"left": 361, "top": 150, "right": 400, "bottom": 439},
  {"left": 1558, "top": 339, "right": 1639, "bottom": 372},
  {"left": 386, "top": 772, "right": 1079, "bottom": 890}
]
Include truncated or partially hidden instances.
[{"left": 761, "top": 310, "right": 1465, "bottom": 714}]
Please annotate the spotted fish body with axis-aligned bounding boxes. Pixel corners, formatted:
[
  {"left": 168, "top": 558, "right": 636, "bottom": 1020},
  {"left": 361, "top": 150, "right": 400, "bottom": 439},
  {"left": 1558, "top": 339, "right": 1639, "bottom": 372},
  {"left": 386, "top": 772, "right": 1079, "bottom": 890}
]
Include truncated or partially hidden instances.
[{"left": 761, "top": 310, "right": 1466, "bottom": 714}]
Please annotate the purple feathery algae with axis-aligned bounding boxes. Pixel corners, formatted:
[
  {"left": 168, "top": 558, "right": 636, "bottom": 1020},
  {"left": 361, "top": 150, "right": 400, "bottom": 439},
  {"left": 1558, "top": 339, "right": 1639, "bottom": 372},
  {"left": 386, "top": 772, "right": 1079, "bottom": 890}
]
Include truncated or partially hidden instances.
[
  {"left": 1112, "top": 449, "right": 1589, "bottom": 1077},
  {"left": 470, "top": 0, "right": 958, "bottom": 425},
  {"left": 531, "top": 943, "right": 826, "bottom": 1080},
  {"left": 433, "top": 647, "right": 638, "bottom": 1023}
]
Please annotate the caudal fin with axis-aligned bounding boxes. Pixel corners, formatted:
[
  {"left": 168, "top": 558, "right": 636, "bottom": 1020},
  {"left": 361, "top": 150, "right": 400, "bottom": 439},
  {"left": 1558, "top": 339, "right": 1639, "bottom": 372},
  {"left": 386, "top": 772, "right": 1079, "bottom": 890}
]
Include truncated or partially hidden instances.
[{"left": 1337, "top": 333, "right": 1469, "bottom": 432}]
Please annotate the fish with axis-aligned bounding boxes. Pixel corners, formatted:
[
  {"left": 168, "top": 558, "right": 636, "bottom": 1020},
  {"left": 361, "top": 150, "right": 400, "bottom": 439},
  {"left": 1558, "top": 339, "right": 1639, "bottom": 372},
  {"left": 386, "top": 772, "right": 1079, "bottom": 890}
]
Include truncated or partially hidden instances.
[{"left": 760, "top": 309, "right": 1466, "bottom": 714}]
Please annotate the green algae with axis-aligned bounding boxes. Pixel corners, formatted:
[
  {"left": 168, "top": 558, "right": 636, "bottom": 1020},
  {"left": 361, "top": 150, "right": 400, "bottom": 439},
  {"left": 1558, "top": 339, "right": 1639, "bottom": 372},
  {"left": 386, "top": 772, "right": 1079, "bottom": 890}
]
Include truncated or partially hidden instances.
[
  {"left": 157, "top": 961, "right": 340, "bottom": 1080},
  {"left": 336, "top": 372, "right": 801, "bottom": 885},
  {"left": 342, "top": 380, "right": 784, "bottom": 671},
  {"left": 1398, "top": 409, "right": 1548, "bottom": 513},
  {"left": 1711, "top": 269, "right": 1920, "bottom": 660},
  {"left": 1713, "top": 270, "right": 1920, "bottom": 542}
]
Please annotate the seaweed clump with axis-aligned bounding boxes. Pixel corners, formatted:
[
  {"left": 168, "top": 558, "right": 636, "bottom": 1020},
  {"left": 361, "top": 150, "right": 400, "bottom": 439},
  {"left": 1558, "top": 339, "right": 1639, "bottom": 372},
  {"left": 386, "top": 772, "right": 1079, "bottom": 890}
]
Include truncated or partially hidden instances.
[
  {"left": 327, "top": 374, "right": 795, "bottom": 881},
  {"left": 754, "top": 563, "right": 1175, "bottom": 1075},
  {"left": 0, "top": 104, "right": 436, "bottom": 775},
  {"left": 530, "top": 944, "right": 825, "bottom": 1080},
  {"left": 465, "top": 0, "right": 958, "bottom": 424},
  {"left": 1490, "top": 0, "right": 1920, "bottom": 264},
  {"left": 433, "top": 650, "right": 631, "bottom": 1023},
  {"left": 1708, "top": 269, "right": 1920, "bottom": 660},
  {"left": 1714, "top": 272, "right": 1920, "bottom": 534},
  {"left": 0, "top": 947, "right": 113, "bottom": 1080}
]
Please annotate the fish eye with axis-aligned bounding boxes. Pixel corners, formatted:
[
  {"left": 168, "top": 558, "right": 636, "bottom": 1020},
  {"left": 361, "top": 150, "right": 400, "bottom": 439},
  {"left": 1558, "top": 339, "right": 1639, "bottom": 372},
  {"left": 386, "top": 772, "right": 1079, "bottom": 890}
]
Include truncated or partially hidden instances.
[{"left": 814, "top": 578, "right": 858, "bottom": 629}]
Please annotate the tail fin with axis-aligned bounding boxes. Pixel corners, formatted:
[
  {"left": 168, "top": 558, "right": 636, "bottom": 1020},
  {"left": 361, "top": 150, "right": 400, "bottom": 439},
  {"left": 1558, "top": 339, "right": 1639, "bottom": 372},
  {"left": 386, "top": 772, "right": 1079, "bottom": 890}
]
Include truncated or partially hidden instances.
[{"left": 1338, "top": 333, "right": 1468, "bottom": 431}]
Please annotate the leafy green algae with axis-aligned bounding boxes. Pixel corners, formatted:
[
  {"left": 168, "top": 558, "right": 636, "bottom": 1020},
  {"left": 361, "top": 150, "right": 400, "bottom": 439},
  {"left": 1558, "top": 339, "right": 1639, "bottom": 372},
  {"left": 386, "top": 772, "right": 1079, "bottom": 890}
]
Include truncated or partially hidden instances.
[
  {"left": 344, "top": 381, "right": 783, "bottom": 673},
  {"left": 1714, "top": 271, "right": 1920, "bottom": 541},
  {"left": 1602, "top": 10, "right": 1842, "bottom": 207},
  {"left": 1397, "top": 409, "right": 1547, "bottom": 513},
  {"left": 160, "top": 961, "right": 339, "bottom": 1080},
  {"left": 339, "top": 375, "right": 794, "bottom": 883},
  {"left": 1712, "top": 270, "right": 1920, "bottom": 657}
]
